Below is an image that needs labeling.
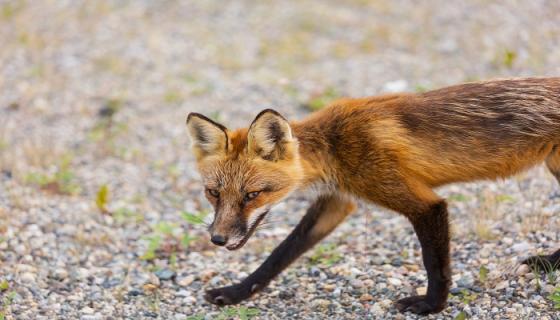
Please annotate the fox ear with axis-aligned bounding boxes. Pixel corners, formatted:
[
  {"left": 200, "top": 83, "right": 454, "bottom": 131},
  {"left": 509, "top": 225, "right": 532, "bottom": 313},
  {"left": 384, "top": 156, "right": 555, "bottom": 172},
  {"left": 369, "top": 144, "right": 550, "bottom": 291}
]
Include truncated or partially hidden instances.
[
  {"left": 186, "top": 113, "right": 228, "bottom": 160},
  {"left": 248, "top": 109, "right": 296, "bottom": 161}
]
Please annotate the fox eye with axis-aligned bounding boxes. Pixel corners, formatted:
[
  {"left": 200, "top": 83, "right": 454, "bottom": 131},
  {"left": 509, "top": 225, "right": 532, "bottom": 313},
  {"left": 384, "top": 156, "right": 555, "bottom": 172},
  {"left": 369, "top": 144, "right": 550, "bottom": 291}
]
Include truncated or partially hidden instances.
[
  {"left": 244, "top": 191, "right": 261, "bottom": 202},
  {"left": 207, "top": 188, "right": 219, "bottom": 197}
]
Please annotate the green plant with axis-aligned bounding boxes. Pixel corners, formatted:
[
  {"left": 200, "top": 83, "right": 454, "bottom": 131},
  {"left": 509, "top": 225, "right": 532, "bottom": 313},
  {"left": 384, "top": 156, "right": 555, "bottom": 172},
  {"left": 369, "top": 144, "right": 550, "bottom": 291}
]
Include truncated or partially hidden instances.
[
  {"left": 502, "top": 50, "right": 517, "bottom": 69},
  {"left": 309, "top": 243, "right": 342, "bottom": 266},
  {"left": 25, "top": 154, "right": 81, "bottom": 195},
  {"left": 141, "top": 221, "right": 177, "bottom": 260},
  {"left": 303, "top": 88, "right": 338, "bottom": 111},
  {"left": 164, "top": 90, "right": 183, "bottom": 104},
  {"left": 527, "top": 256, "right": 560, "bottom": 289},
  {"left": 96, "top": 184, "right": 109, "bottom": 213},
  {"left": 186, "top": 315, "right": 204, "bottom": 320},
  {"left": 414, "top": 84, "right": 430, "bottom": 93},
  {"left": 0, "top": 280, "right": 7, "bottom": 292},
  {"left": 549, "top": 286, "right": 560, "bottom": 309},
  {"left": 458, "top": 289, "right": 477, "bottom": 304},
  {"left": 88, "top": 99, "right": 127, "bottom": 146},
  {"left": 216, "top": 306, "right": 260, "bottom": 320},
  {"left": 141, "top": 210, "right": 207, "bottom": 261},
  {"left": 1, "top": 1, "right": 24, "bottom": 20},
  {"left": 140, "top": 234, "right": 162, "bottom": 261},
  {"left": 113, "top": 207, "right": 143, "bottom": 224},
  {"left": 478, "top": 265, "right": 489, "bottom": 283},
  {"left": 181, "top": 211, "right": 208, "bottom": 225},
  {"left": 448, "top": 194, "right": 470, "bottom": 202},
  {"left": 495, "top": 194, "right": 515, "bottom": 203},
  {"left": 454, "top": 311, "right": 467, "bottom": 320},
  {"left": 0, "top": 291, "right": 16, "bottom": 320}
]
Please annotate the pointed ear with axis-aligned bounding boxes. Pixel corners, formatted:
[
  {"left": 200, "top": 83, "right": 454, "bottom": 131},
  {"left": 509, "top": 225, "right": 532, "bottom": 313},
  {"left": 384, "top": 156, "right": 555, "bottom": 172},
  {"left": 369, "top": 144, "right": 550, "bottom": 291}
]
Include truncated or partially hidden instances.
[
  {"left": 248, "top": 109, "right": 296, "bottom": 161},
  {"left": 186, "top": 113, "right": 228, "bottom": 160}
]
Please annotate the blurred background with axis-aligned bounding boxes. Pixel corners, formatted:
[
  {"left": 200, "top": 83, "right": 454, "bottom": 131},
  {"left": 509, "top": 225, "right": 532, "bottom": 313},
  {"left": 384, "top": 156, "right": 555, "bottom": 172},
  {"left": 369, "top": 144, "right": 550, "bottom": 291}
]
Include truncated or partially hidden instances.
[{"left": 0, "top": 1, "right": 559, "bottom": 319}]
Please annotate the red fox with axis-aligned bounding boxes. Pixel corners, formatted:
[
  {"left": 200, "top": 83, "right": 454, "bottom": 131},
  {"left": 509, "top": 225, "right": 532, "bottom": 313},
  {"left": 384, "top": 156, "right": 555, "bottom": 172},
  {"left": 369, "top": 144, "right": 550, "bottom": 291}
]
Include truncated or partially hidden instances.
[{"left": 186, "top": 77, "right": 560, "bottom": 315}]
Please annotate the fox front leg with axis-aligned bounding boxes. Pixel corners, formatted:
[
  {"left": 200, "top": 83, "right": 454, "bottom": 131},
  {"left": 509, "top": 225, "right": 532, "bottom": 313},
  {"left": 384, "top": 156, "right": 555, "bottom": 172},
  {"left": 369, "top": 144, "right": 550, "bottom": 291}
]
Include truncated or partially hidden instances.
[{"left": 204, "top": 194, "right": 355, "bottom": 305}]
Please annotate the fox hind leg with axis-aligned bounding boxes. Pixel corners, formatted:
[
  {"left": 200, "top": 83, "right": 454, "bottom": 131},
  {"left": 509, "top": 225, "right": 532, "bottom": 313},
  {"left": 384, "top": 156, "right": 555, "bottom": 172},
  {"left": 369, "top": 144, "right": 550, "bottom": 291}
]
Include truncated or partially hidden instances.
[
  {"left": 522, "top": 147, "right": 560, "bottom": 271},
  {"left": 546, "top": 145, "right": 560, "bottom": 185}
]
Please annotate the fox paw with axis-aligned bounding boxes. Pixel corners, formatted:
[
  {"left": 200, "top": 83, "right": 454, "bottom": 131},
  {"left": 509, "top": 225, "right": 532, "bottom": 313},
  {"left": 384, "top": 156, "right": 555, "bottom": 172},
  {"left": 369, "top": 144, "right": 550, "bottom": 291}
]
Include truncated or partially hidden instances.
[
  {"left": 395, "top": 295, "right": 445, "bottom": 315},
  {"left": 204, "top": 284, "right": 248, "bottom": 306}
]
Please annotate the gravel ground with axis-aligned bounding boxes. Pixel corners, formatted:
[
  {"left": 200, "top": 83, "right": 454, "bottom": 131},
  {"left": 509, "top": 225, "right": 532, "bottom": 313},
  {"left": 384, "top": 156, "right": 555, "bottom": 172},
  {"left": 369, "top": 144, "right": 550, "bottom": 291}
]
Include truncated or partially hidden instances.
[{"left": 1, "top": 1, "right": 560, "bottom": 319}]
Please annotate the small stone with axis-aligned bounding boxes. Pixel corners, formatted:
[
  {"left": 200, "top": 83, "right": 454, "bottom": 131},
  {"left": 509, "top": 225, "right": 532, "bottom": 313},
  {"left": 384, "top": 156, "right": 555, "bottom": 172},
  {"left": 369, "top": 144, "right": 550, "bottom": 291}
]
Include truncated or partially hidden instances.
[
  {"left": 143, "top": 283, "right": 158, "bottom": 293},
  {"left": 333, "top": 288, "right": 342, "bottom": 297},
  {"left": 370, "top": 303, "right": 384, "bottom": 315},
  {"left": 20, "top": 272, "right": 36, "bottom": 284},
  {"left": 450, "top": 287, "right": 462, "bottom": 295},
  {"left": 502, "top": 237, "right": 513, "bottom": 245},
  {"left": 515, "top": 264, "right": 530, "bottom": 276},
  {"left": 81, "top": 307, "right": 94, "bottom": 315},
  {"left": 404, "top": 264, "right": 419, "bottom": 272},
  {"left": 350, "top": 279, "right": 363, "bottom": 288},
  {"left": 176, "top": 289, "right": 190, "bottom": 297},
  {"left": 387, "top": 278, "right": 402, "bottom": 286},
  {"left": 495, "top": 280, "right": 509, "bottom": 290},
  {"left": 512, "top": 242, "right": 531, "bottom": 253},
  {"left": 416, "top": 286, "right": 427, "bottom": 295},
  {"left": 309, "top": 267, "right": 320, "bottom": 277},
  {"left": 200, "top": 270, "right": 217, "bottom": 281},
  {"left": 279, "top": 290, "right": 294, "bottom": 300},
  {"left": 383, "top": 80, "right": 408, "bottom": 93},
  {"left": 378, "top": 299, "right": 392, "bottom": 308},
  {"left": 323, "top": 284, "right": 336, "bottom": 292},
  {"left": 155, "top": 269, "right": 175, "bottom": 281},
  {"left": 456, "top": 275, "right": 474, "bottom": 288},
  {"left": 127, "top": 289, "right": 143, "bottom": 297},
  {"left": 177, "top": 275, "right": 195, "bottom": 287},
  {"left": 312, "top": 298, "right": 331, "bottom": 309},
  {"left": 359, "top": 293, "right": 373, "bottom": 302}
]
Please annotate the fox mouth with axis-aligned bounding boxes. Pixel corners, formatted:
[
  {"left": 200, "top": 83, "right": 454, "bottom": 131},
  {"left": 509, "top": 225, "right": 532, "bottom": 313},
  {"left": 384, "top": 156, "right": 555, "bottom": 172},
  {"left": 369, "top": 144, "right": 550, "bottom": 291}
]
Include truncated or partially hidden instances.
[{"left": 225, "top": 209, "right": 269, "bottom": 251}]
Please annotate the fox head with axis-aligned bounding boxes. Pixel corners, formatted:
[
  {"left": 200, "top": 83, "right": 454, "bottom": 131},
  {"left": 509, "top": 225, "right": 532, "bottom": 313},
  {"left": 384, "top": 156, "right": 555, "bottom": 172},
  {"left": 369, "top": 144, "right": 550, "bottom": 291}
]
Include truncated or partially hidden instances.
[{"left": 186, "top": 109, "right": 303, "bottom": 250}]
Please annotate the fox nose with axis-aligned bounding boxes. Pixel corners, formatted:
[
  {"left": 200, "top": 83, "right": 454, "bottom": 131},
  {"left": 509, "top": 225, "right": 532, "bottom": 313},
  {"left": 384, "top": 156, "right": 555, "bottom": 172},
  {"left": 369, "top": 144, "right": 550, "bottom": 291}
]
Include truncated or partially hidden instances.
[{"left": 211, "top": 234, "right": 228, "bottom": 246}]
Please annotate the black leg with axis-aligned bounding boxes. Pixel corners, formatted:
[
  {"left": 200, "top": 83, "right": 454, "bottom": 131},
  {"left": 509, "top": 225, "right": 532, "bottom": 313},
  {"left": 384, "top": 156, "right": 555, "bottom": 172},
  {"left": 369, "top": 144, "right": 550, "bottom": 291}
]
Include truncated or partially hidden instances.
[
  {"left": 524, "top": 157, "right": 560, "bottom": 271},
  {"left": 395, "top": 201, "right": 451, "bottom": 314},
  {"left": 205, "top": 194, "right": 354, "bottom": 305}
]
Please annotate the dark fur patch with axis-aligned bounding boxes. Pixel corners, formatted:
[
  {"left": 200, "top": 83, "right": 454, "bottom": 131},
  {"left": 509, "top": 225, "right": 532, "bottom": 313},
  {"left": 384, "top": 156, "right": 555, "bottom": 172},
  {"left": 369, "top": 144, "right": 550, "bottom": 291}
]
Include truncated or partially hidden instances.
[
  {"left": 267, "top": 120, "right": 284, "bottom": 144},
  {"left": 193, "top": 125, "right": 208, "bottom": 144}
]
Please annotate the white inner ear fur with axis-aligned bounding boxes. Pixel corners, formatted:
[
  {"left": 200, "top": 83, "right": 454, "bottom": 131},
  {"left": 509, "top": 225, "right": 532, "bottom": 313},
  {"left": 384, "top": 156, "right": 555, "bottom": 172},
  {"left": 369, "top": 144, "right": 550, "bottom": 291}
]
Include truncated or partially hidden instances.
[
  {"left": 187, "top": 117, "right": 227, "bottom": 156},
  {"left": 248, "top": 113, "right": 293, "bottom": 157}
]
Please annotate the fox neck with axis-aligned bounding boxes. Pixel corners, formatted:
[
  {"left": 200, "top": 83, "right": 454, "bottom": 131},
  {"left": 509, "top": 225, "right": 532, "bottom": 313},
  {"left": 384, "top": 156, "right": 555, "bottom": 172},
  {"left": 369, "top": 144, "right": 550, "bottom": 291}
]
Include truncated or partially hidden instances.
[{"left": 291, "top": 121, "right": 337, "bottom": 191}]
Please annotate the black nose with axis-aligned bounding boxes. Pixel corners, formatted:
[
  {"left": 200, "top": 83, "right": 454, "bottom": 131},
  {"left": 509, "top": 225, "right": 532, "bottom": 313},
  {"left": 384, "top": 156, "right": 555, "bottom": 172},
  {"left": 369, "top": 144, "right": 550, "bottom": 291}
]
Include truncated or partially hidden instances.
[{"left": 211, "top": 234, "right": 227, "bottom": 246}]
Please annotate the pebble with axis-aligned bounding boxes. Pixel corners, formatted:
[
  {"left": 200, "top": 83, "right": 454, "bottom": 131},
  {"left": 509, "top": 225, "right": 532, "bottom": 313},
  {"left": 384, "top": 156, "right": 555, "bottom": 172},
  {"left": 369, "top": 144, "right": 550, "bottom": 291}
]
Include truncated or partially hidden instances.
[
  {"left": 369, "top": 303, "right": 384, "bottom": 315},
  {"left": 495, "top": 280, "right": 509, "bottom": 290},
  {"left": 387, "top": 278, "right": 402, "bottom": 286},
  {"left": 359, "top": 293, "right": 373, "bottom": 302},
  {"left": 350, "top": 279, "right": 363, "bottom": 288},
  {"left": 20, "top": 272, "right": 36, "bottom": 284},
  {"left": 155, "top": 269, "right": 176, "bottom": 281},
  {"left": 512, "top": 242, "right": 531, "bottom": 252},
  {"left": 312, "top": 299, "right": 331, "bottom": 309},
  {"left": 416, "top": 287, "right": 427, "bottom": 295},
  {"left": 81, "top": 307, "right": 94, "bottom": 315},
  {"left": 515, "top": 264, "right": 530, "bottom": 276},
  {"left": 177, "top": 275, "right": 195, "bottom": 287}
]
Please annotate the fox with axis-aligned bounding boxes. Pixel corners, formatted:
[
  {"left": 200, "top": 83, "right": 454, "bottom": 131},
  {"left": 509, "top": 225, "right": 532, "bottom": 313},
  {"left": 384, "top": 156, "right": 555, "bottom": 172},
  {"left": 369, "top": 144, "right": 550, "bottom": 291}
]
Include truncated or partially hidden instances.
[{"left": 185, "top": 77, "right": 560, "bottom": 315}]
